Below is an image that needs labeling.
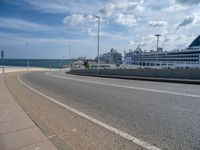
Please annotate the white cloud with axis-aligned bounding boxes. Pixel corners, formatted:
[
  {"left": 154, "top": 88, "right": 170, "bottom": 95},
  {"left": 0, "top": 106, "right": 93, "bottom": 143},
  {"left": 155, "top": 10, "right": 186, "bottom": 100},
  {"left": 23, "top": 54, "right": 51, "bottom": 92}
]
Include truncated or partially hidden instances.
[
  {"left": 62, "top": 14, "right": 95, "bottom": 26},
  {"left": 168, "top": 33, "right": 195, "bottom": 48},
  {"left": 139, "top": 34, "right": 155, "bottom": 47},
  {"left": 99, "top": 2, "right": 115, "bottom": 17},
  {"left": 128, "top": 40, "right": 135, "bottom": 47},
  {"left": 98, "top": 0, "right": 144, "bottom": 27},
  {"left": 82, "top": 28, "right": 96, "bottom": 36},
  {"left": 99, "top": 0, "right": 145, "bottom": 16},
  {"left": 0, "top": 17, "right": 50, "bottom": 31},
  {"left": 114, "top": 0, "right": 145, "bottom": 12},
  {"left": 114, "top": 13, "right": 137, "bottom": 27},
  {"left": 165, "top": 3, "right": 186, "bottom": 12},
  {"left": 193, "top": 12, "right": 200, "bottom": 24},
  {"left": 148, "top": 21, "right": 167, "bottom": 27}
]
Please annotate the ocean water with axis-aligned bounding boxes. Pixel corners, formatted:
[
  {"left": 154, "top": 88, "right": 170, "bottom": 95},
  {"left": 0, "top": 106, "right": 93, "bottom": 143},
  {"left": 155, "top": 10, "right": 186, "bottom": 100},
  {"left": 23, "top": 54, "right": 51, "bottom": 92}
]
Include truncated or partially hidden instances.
[{"left": 0, "top": 59, "right": 70, "bottom": 68}]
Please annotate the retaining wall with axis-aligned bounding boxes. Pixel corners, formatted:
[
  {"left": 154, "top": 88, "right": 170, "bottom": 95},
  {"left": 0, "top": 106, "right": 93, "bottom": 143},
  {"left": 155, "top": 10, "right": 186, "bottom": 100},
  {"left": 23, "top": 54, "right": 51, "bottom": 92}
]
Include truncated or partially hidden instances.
[{"left": 70, "top": 68, "right": 200, "bottom": 80}]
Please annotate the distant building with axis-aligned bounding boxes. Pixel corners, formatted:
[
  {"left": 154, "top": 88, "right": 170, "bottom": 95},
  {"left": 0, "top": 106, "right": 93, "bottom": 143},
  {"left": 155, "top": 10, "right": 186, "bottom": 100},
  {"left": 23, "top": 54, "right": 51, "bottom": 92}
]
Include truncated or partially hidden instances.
[
  {"left": 72, "top": 60, "right": 84, "bottom": 68},
  {"left": 124, "top": 35, "right": 200, "bottom": 68},
  {"left": 96, "top": 48, "right": 123, "bottom": 65}
]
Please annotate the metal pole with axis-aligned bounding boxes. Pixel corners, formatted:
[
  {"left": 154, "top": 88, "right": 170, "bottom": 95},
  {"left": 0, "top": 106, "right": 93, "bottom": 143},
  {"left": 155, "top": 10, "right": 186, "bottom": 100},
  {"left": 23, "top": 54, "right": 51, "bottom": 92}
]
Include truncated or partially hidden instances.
[
  {"left": 96, "top": 16, "right": 100, "bottom": 75},
  {"left": 1, "top": 50, "right": 4, "bottom": 74},
  {"left": 48, "top": 56, "right": 51, "bottom": 71},
  {"left": 26, "top": 42, "right": 29, "bottom": 71},
  {"left": 69, "top": 45, "right": 71, "bottom": 67},
  {"left": 155, "top": 34, "right": 161, "bottom": 66},
  {"left": 157, "top": 37, "right": 159, "bottom": 51}
]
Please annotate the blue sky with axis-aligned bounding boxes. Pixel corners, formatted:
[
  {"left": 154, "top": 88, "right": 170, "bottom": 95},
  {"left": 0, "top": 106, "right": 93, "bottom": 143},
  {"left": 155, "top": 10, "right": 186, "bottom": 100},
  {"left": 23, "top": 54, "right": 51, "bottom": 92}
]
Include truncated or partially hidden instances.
[{"left": 0, "top": 0, "right": 200, "bottom": 59}]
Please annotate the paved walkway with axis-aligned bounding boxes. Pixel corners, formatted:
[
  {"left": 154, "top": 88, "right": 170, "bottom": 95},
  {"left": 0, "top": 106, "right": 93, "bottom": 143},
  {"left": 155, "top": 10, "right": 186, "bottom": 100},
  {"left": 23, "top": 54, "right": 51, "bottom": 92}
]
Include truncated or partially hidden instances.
[{"left": 0, "top": 74, "right": 57, "bottom": 150}]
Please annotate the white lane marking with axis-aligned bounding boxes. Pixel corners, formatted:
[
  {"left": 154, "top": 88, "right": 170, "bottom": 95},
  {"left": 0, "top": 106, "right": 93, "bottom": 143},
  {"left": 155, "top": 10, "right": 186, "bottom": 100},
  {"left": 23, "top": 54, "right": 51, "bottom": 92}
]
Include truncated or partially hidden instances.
[
  {"left": 17, "top": 75, "right": 161, "bottom": 150},
  {"left": 46, "top": 72, "right": 200, "bottom": 99}
]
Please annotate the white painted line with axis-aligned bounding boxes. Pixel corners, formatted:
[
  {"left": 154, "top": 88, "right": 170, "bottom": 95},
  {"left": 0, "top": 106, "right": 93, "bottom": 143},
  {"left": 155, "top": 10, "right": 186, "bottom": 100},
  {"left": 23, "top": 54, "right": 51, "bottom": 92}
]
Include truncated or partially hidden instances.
[
  {"left": 17, "top": 75, "right": 161, "bottom": 150},
  {"left": 46, "top": 72, "right": 200, "bottom": 99}
]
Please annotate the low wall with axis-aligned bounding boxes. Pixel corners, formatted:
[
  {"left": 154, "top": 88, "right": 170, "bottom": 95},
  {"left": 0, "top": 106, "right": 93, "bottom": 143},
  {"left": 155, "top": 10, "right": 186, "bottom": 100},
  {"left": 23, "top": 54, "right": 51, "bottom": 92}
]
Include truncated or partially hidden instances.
[{"left": 70, "top": 68, "right": 200, "bottom": 80}]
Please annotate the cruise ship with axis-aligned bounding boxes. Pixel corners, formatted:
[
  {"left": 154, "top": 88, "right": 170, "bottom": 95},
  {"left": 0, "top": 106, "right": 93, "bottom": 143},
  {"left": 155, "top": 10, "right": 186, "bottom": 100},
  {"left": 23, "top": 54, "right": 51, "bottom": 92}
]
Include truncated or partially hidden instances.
[
  {"left": 124, "top": 35, "right": 200, "bottom": 68},
  {"left": 96, "top": 48, "right": 123, "bottom": 65}
]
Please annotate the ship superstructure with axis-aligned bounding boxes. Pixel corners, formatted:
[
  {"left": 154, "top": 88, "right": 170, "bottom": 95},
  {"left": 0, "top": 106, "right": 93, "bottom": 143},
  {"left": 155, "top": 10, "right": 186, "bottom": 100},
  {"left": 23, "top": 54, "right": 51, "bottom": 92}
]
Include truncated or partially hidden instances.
[{"left": 124, "top": 35, "right": 200, "bottom": 68}]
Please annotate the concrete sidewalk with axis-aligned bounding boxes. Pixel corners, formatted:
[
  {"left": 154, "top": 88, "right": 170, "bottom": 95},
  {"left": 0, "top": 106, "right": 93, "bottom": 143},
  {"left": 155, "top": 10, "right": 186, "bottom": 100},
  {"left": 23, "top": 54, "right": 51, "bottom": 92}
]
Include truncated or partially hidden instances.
[{"left": 0, "top": 74, "right": 57, "bottom": 150}]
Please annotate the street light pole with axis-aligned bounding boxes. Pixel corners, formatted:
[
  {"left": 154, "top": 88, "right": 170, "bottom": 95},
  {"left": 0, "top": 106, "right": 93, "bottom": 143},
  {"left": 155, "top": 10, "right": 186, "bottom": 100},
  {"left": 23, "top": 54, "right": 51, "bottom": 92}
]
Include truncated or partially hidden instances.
[
  {"left": 155, "top": 34, "right": 161, "bottom": 66},
  {"left": 1, "top": 50, "right": 4, "bottom": 74},
  {"left": 48, "top": 54, "right": 51, "bottom": 71},
  {"left": 96, "top": 16, "right": 100, "bottom": 75},
  {"left": 155, "top": 34, "right": 161, "bottom": 51},
  {"left": 26, "top": 42, "right": 29, "bottom": 71},
  {"left": 69, "top": 45, "right": 71, "bottom": 67}
]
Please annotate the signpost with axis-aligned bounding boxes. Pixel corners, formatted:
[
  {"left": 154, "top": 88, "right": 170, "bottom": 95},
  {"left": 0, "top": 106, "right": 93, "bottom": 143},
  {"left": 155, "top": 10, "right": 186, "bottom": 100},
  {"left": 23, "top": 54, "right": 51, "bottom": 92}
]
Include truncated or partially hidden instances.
[{"left": 1, "top": 50, "right": 4, "bottom": 74}]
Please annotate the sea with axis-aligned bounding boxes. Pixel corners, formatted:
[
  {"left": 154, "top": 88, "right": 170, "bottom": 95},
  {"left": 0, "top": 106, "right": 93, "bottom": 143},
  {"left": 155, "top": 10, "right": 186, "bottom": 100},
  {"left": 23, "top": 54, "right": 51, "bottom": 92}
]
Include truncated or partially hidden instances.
[{"left": 0, "top": 59, "right": 71, "bottom": 68}]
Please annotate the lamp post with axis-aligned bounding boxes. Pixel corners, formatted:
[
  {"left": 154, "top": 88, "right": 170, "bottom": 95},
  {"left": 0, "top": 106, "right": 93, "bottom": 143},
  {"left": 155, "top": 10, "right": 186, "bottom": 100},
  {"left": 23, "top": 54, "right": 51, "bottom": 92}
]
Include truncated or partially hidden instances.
[
  {"left": 26, "top": 42, "right": 29, "bottom": 71},
  {"left": 96, "top": 15, "right": 100, "bottom": 75},
  {"left": 1, "top": 50, "right": 4, "bottom": 74},
  {"left": 155, "top": 34, "right": 161, "bottom": 51},
  {"left": 48, "top": 54, "right": 51, "bottom": 71},
  {"left": 155, "top": 34, "right": 161, "bottom": 66},
  {"left": 69, "top": 45, "right": 72, "bottom": 67}
]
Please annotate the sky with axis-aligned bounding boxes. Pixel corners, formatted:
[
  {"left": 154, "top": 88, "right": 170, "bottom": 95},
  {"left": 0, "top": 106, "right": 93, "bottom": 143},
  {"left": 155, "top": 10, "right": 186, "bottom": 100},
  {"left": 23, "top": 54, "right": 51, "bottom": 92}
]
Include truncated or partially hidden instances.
[{"left": 0, "top": 0, "right": 200, "bottom": 59}]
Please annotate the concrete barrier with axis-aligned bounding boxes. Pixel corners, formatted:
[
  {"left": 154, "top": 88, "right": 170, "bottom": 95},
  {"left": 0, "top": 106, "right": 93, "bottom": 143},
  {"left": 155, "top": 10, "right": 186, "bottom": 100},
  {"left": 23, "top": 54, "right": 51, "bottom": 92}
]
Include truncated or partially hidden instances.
[
  {"left": 70, "top": 68, "right": 200, "bottom": 80},
  {"left": 0, "top": 66, "right": 69, "bottom": 74}
]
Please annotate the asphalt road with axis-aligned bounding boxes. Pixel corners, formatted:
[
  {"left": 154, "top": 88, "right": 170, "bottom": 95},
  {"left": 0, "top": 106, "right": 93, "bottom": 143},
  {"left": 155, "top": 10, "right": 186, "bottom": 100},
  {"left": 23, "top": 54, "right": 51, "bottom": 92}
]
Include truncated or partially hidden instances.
[{"left": 21, "top": 71, "right": 200, "bottom": 150}]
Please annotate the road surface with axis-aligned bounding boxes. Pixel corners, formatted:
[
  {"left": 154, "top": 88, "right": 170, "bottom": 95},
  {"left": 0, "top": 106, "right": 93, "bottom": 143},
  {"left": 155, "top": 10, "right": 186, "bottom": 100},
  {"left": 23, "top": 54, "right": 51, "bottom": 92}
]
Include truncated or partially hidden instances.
[{"left": 20, "top": 71, "right": 200, "bottom": 150}]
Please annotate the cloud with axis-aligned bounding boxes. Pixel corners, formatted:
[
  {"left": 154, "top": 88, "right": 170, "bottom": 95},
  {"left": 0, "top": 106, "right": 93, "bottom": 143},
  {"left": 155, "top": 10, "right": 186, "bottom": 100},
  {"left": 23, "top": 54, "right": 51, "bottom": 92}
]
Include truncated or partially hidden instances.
[
  {"left": 62, "top": 14, "right": 95, "bottom": 26},
  {"left": 165, "top": 3, "right": 186, "bottom": 12},
  {"left": 82, "top": 28, "right": 96, "bottom": 36},
  {"left": 63, "top": 2, "right": 139, "bottom": 28},
  {"left": 114, "top": 0, "right": 145, "bottom": 12},
  {"left": 113, "top": 13, "right": 137, "bottom": 27},
  {"left": 0, "top": 17, "right": 50, "bottom": 31},
  {"left": 128, "top": 40, "right": 135, "bottom": 47},
  {"left": 171, "top": 33, "right": 195, "bottom": 48},
  {"left": 177, "top": 12, "right": 200, "bottom": 29},
  {"left": 6, "top": 0, "right": 103, "bottom": 14},
  {"left": 97, "top": 0, "right": 144, "bottom": 27},
  {"left": 193, "top": 12, "right": 200, "bottom": 24},
  {"left": 178, "top": 16, "right": 194, "bottom": 27},
  {"left": 130, "top": 34, "right": 156, "bottom": 48},
  {"left": 148, "top": 21, "right": 167, "bottom": 27},
  {"left": 176, "top": 0, "right": 200, "bottom": 5},
  {"left": 99, "top": 2, "right": 115, "bottom": 17},
  {"left": 99, "top": 0, "right": 145, "bottom": 17}
]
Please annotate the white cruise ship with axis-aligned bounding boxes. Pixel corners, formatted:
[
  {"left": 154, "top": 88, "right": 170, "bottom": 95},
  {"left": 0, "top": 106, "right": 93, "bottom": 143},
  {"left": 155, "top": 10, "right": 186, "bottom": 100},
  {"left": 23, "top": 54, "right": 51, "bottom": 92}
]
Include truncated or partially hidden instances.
[{"left": 124, "top": 35, "right": 200, "bottom": 68}]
